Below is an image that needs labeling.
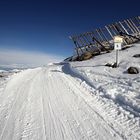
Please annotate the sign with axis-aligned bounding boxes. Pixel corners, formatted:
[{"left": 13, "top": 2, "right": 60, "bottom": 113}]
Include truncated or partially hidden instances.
[
  {"left": 113, "top": 36, "right": 124, "bottom": 67},
  {"left": 114, "top": 42, "right": 122, "bottom": 50},
  {"left": 114, "top": 36, "right": 123, "bottom": 50},
  {"left": 114, "top": 36, "right": 123, "bottom": 43}
]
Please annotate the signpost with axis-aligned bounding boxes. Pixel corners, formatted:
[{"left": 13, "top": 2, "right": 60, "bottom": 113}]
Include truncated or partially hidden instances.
[{"left": 114, "top": 36, "right": 123, "bottom": 67}]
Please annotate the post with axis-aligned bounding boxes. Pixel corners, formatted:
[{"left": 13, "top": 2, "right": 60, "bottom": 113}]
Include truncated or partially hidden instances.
[
  {"left": 116, "top": 49, "right": 119, "bottom": 67},
  {"left": 114, "top": 36, "right": 123, "bottom": 67}
]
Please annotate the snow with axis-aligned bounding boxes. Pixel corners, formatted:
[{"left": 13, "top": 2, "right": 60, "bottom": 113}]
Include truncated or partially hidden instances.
[
  {"left": 0, "top": 43, "right": 140, "bottom": 140},
  {"left": 0, "top": 70, "right": 7, "bottom": 73},
  {"left": 71, "top": 44, "right": 140, "bottom": 117}
]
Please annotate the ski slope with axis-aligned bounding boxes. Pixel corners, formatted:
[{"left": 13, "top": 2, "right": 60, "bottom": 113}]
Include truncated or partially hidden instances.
[{"left": 0, "top": 44, "right": 140, "bottom": 140}]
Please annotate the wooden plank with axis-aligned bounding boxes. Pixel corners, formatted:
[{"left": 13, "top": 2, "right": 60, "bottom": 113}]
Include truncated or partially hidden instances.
[
  {"left": 134, "top": 17, "right": 140, "bottom": 26},
  {"left": 112, "top": 23, "right": 121, "bottom": 35},
  {"left": 79, "top": 35, "right": 92, "bottom": 53},
  {"left": 107, "top": 25, "right": 115, "bottom": 36},
  {"left": 134, "top": 17, "right": 140, "bottom": 31},
  {"left": 82, "top": 34, "right": 90, "bottom": 46},
  {"left": 70, "top": 36, "right": 80, "bottom": 57},
  {"left": 83, "top": 33, "right": 93, "bottom": 45},
  {"left": 99, "top": 28, "right": 109, "bottom": 41},
  {"left": 102, "top": 27, "right": 113, "bottom": 40},
  {"left": 105, "top": 25, "right": 114, "bottom": 38},
  {"left": 91, "top": 32, "right": 108, "bottom": 51},
  {"left": 96, "top": 28, "right": 112, "bottom": 48},
  {"left": 79, "top": 35, "right": 87, "bottom": 46},
  {"left": 118, "top": 21, "right": 129, "bottom": 34},
  {"left": 91, "top": 30, "right": 100, "bottom": 42},
  {"left": 96, "top": 29, "right": 105, "bottom": 41},
  {"left": 127, "top": 19, "right": 136, "bottom": 34},
  {"left": 87, "top": 32, "right": 102, "bottom": 52},
  {"left": 129, "top": 18, "right": 140, "bottom": 33},
  {"left": 138, "top": 16, "right": 140, "bottom": 22},
  {"left": 83, "top": 33, "right": 95, "bottom": 51},
  {"left": 128, "top": 19, "right": 138, "bottom": 33},
  {"left": 124, "top": 20, "right": 134, "bottom": 34},
  {"left": 75, "top": 36, "right": 85, "bottom": 54},
  {"left": 77, "top": 36, "right": 86, "bottom": 52},
  {"left": 80, "top": 34, "right": 91, "bottom": 52}
]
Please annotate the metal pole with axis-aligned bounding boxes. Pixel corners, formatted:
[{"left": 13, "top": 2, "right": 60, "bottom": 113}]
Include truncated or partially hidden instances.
[{"left": 116, "top": 50, "right": 119, "bottom": 67}]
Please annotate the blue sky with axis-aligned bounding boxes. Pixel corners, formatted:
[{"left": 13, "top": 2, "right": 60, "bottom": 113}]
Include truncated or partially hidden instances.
[{"left": 0, "top": 0, "right": 139, "bottom": 67}]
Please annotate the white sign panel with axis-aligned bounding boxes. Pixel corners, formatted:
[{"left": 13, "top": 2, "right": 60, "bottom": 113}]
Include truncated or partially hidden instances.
[
  {"left": 114, "top": 36, "right": 123, "bottom": 43},
  {"left": 114, "top": 42, "right": 122, "bottom": 50}
]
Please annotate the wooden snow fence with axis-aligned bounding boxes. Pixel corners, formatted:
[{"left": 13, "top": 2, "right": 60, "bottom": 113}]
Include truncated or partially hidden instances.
[{"left": 69, "top": 16, "right": 140, "bottom": 61}]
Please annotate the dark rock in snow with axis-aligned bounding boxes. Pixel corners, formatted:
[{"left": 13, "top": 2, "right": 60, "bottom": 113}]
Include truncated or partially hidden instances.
[
  {"left": 133, "top": 54, "right": 140, "bottom": 58},
  {"left": 112, "top": 63, "right": 117, "bottom": 68},
  {"left": 105, "top": 63, "right": 112, "bottom": 67},
  {"left": 0, "top": 75, "right": 4, "bottom": 78},
  {"left": 105, "top": 62, "right": 117, "bottom": 68},
  {"left": 81, "top": 52, "right": 93, "bottom": 60},
  {"left": 127, "top": 67, "right": 139, "bottom": 74}
]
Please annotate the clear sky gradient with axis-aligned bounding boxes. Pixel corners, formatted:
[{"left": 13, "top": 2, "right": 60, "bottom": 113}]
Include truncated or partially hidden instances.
[{"left": 0, "top": 0, "right": 139, "bottom": 67}]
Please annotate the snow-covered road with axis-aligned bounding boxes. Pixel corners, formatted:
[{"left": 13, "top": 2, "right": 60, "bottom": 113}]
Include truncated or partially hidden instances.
[
  {"left": 0, "top": 66, "right": 118, "bottom": 140},
  {"left": 0, "top": 63, "right": 140, "bottom": 140}
]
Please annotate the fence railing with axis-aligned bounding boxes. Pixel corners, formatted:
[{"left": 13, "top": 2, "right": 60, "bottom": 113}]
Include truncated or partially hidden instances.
[{"left": 70, "top": 16, "right": 140, "bottom": 57}]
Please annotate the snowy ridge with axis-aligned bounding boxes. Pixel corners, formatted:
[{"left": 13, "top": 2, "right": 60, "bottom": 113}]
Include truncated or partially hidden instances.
[{"left": 60, "top": 63, "right": 140, "bottom": 139}]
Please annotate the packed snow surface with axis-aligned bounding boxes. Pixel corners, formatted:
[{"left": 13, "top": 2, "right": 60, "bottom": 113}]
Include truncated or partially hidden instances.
[{"left": 0, "top": 44, "right": 140, "bottom": 140}]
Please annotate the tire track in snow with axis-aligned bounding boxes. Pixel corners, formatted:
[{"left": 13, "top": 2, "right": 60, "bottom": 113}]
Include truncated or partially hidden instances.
[
  {"left": 49, "top": 75, "right": 89, "bottom": 140},
  {"left": 45, "top": 69, "right": 80, "bottom": 140},
  {"left": 0, "top": 77, "right": 34, "bottom": 140},
  {"left": 41, "top": 69, "right": 67, "bottom": 140},
  {"left": 20, "top": 70, "right": 47, "bottom": 140},
  {"left": 46, "top": 66, "right": 122, "bottom": 140},
  {"left": 0, "top": 65, "right": 139, "bottom": 140},
  {"left": 41, "top": 68, "right": 96, "bottom": 140},
  {"left": 0, "top": 68, "right": 41, "bottom": 140},
  {"left": 56, "top": 72, "right": 122, "bottom": 139}
]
